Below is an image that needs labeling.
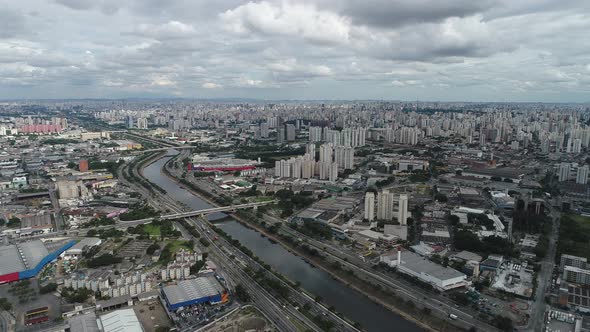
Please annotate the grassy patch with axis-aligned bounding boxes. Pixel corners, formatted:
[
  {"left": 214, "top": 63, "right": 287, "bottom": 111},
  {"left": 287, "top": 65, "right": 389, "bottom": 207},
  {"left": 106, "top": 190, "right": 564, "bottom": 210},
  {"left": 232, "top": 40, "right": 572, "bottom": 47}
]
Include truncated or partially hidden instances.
[
  {"left": 167, "top": 240, "right": 193, "bottom": 253},
  {"left": 558, "top": 214, "right": 590, "bottom": 260},
  {"left": 159, "top": 240, "right": 194, "bottom": 265},
  {"left": 142, "top": 224, "right": 161, "bottom": 236},
  {"left": 567, "top": 214, "right": 590, "bottom": 224},
  {"left": 254, "top": 196, "right": 274, "bottom": 202}
]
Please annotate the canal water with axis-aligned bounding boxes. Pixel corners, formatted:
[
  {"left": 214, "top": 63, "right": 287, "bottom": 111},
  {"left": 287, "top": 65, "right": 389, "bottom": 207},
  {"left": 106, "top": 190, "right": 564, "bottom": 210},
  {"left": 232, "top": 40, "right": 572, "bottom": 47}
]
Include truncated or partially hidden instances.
[{"left": 143, "top": 152, "right": 422, "bottom": 332}]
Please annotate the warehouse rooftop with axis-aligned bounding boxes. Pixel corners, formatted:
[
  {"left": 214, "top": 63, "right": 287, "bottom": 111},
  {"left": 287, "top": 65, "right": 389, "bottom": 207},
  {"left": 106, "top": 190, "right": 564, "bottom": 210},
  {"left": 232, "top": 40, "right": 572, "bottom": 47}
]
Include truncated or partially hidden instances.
[{"left": 162, "top": 275, "right": 224, "bottom": 307}]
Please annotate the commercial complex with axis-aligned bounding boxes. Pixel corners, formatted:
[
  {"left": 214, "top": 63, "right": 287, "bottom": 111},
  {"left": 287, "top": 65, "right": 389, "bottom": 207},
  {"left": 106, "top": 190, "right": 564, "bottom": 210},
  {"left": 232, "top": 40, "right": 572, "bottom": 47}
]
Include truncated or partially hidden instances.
[
  {"left": 380, "top": 250, "right": 468, "bottom": 291},
  {"left": 161, "top": 275, "right": 228, "bottom": 311},
  {"left": 0, "top": 239, "right": 75, "bottom": 283}
]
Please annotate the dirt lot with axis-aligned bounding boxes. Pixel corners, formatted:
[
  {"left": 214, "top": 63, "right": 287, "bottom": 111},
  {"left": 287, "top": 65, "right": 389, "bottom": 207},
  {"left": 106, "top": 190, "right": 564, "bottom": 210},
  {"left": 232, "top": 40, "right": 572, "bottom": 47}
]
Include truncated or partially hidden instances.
[
  {"left": 133, "top": 300, "right": 172, "bottom": 331},
  {"left": 202, "top": 306, "right": 273, "bottom": 332}
]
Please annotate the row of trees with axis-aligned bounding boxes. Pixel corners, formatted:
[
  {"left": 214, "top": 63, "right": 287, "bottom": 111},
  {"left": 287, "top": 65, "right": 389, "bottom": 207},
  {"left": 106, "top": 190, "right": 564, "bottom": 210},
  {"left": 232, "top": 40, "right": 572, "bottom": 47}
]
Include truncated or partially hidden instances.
[
  {"left": 119, "top": 205, "right": 159, "bottom": 221},
  {"left": 87, "top": 254, "right": 122, "bottom": 268},
  {"left": 454, "top": 230, "right": 517, "bottom": 257}
]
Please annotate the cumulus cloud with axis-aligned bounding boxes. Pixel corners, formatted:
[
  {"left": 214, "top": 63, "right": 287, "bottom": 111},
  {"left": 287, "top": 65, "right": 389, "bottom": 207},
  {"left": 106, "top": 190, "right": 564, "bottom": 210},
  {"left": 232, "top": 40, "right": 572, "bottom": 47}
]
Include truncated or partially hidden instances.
[
  {"left": 0, "top": 0, "right": 588, "bottom": 101},
  {"left": 221, "top": 1, "right": 351, "bottom": 44},
  {"left": 320, "top": 0, "right": 497, "bottom": 28}
]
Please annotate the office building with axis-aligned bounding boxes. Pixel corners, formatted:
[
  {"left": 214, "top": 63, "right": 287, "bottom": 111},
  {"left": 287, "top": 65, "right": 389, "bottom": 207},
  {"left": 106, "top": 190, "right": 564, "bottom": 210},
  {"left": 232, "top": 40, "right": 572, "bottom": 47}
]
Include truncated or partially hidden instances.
[
  {"left": 260, "top": 123, "right": 269, "bottom": 138},
  {"left": 286, "top": 124, "right": 296, "bottom": 141},
  {"left": 127, "top": 115, "right": 134, "bottom": 129}
]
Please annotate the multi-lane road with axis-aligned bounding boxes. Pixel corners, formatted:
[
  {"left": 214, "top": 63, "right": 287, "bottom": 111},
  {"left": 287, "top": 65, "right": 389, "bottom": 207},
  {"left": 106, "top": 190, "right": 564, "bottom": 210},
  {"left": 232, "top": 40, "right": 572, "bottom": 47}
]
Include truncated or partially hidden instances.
[{"left": 128, "top": 152, "right": 349, "bottom": 332}]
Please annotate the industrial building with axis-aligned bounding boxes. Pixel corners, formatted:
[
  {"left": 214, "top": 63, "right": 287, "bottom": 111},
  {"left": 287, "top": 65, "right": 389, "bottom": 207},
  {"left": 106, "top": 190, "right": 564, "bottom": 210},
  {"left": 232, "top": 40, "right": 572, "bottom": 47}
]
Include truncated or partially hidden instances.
[
  {"left": 62, "top": 237, "right": 102, "bottom": 260},
  {"left": 161, "top": 275, "right": 227, "bottom": 311},
  {"left": 189, "top": 155, "right": 259, "bottom": 172},
  {"left": 380, "top": 249, "right": 468, "bottom": 291},
  {"left": 0, "top": 239, "right": 75, "bottom": 283},
  {"left": 98, "top": 308, "right": 144, "bottom": 332}
]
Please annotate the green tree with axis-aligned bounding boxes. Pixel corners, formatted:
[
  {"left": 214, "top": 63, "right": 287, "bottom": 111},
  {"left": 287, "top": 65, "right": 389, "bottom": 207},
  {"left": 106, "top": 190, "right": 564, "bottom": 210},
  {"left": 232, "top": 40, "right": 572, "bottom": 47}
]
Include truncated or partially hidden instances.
[{"left": 235, "top": 284, "right": 251, "bottom": 302}]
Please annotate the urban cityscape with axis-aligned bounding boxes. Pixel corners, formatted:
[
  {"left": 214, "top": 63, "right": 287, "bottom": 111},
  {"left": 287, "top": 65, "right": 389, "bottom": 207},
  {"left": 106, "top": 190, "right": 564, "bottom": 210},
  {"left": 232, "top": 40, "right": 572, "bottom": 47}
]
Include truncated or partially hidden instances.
[{"left": 1, "top": 1, "right": 590, "bottom": 332}]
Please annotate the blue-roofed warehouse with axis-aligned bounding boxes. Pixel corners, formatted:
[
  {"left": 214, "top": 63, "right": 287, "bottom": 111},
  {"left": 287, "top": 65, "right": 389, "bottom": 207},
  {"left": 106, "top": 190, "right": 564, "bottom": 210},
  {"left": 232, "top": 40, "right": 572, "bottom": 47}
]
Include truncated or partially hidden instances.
[{"left": 161, "top": 275, "right": 226, "bottom": 311}]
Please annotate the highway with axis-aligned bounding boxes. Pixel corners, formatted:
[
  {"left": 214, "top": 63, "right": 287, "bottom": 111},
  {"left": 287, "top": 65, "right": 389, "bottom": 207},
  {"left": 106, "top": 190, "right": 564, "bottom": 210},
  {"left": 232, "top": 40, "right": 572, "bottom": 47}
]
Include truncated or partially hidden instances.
[
  {"left": 126, "top": 152, "right": 327, "bottom": 332},
  {"left": 174, "top": 167, "right": 494, "bottom": 330},
  {"left": 103, "top": 132, "right": 491, "bottom": 331},
  {"left": 162, "top": 151, "right": 359, "bottom": 332},
  {"left": 276, "top": 221, "right": 499, "bottom": 332},
  {"left": 171, "top": 155, "right": 499, "bottom": 331},
  {"left": 529, "top": 207, "right": 560, "bottom": 332}
]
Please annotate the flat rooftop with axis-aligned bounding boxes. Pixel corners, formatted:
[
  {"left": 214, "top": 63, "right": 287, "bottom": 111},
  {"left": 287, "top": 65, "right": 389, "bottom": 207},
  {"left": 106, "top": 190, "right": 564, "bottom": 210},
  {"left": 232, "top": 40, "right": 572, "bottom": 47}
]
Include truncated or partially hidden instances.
[
  {"left": 98, "top": 308, "right": 143, "bottom": 332},
  {"left": 68, "top": 312, "right": 99, "bottom": 332},
  {"left": 401, "top": 251, "right": 465, "bottom": 281},
  {"left": 464, "top": 167, "right": 527, "bottom": 179},
  {"left": 0, "top": 240, "right": 49, "bottom": 275}
]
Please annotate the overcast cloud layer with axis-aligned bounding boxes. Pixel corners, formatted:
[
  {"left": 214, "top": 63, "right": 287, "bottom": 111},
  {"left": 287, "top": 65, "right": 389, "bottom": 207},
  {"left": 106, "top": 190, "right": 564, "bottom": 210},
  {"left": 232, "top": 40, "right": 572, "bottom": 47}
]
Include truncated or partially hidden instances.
[{"left": 0, "top": 0, "right": 589, "bottom": 102}]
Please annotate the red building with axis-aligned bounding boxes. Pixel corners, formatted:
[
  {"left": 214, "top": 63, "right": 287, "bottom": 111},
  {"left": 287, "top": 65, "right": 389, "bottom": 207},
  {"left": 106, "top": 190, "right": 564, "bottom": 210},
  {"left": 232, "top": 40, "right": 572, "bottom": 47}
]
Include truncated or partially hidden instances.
[{"left": 79, "top": 159, "right": 89, "bottom": 172}]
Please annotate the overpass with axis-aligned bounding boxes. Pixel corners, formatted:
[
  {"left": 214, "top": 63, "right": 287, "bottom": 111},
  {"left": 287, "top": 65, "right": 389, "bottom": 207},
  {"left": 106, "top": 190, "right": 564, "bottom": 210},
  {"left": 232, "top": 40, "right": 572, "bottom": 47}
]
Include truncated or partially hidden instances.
[
  {"left": 159, "top": 201, "right": 276, "bottom": 219},
  {"left": 11, "top": 200, "right": 277, "bottom": 243},
  {"left": 120, "top": 200, "right": 277, "bottom": 225},
  {"left": 141, "top": 146, "right": 195, "bottom": 153}
]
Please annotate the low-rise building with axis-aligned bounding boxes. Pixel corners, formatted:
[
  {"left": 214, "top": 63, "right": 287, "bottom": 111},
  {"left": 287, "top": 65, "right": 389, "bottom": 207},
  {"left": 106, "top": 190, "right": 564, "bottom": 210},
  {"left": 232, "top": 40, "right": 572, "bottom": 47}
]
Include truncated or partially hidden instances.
[{"left": 380, "top": 249, "right": 468, "bottom": 291}]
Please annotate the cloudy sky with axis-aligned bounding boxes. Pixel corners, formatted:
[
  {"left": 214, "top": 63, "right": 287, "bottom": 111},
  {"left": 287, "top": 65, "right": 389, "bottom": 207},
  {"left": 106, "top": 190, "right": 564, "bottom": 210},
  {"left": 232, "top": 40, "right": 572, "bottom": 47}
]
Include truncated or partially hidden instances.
[{"left": 1, "top": 0, "right": 589, "bottom": 101}]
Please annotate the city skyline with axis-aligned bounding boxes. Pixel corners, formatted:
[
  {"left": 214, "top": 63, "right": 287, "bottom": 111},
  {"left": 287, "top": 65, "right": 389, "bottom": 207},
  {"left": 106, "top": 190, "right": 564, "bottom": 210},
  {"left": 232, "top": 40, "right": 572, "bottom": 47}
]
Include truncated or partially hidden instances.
[{"left": 1, "top": 0, "right": 590, "bottom": 102}]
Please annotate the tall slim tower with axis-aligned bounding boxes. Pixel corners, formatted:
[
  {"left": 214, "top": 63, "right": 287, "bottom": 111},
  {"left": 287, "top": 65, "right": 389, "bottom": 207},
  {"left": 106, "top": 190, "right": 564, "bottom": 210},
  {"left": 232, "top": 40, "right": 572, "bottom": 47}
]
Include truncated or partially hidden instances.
[
  {"left": 364, "top": 192, "right": 375, "bottom": 221},
  {"left": 398, "top": 194, "right": 409, "bottom": 225},
  {"left": 377, "top": 191, "right": 394, "bottom": 221}
]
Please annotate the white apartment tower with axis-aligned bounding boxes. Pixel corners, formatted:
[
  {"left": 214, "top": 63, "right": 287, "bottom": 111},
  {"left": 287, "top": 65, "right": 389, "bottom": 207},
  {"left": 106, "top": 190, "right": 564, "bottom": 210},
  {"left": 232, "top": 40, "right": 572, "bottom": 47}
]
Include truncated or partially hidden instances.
[
  {"left": 398, "top": 194, "right": 409, "bottom": 225},
  {"left": 309, "top": 126, "right": 323, "bottom": 142},
  {"left": 573, "top": 139, "right": 582, "bottom": 154},
  {"left": 319, "top": 143, "right": 333, "bottom": 163},
  {"left": 559, "top": 162, "right": 571, "bottom": 182},
  {"left": 137, "top": 117, "right": 148, "bottom": 129},
  {"left": 377, "top": 191, "right": 395, "bottom": 221},
  {"left": 577, "top": 165, "right": 589, "bottom": 185},
  {"left": 364, "top": 192, "right": 375, "bottom": 221},
  {"left": 335, "top": 146, "right": 354, "bottom": 170}
]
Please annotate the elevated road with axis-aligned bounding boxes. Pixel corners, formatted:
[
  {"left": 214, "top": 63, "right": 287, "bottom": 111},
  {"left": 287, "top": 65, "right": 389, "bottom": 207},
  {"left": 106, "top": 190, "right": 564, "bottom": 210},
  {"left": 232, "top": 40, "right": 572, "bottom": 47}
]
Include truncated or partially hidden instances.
[{"left": 160, "top": 201, "right": 276, "bottom": 219}]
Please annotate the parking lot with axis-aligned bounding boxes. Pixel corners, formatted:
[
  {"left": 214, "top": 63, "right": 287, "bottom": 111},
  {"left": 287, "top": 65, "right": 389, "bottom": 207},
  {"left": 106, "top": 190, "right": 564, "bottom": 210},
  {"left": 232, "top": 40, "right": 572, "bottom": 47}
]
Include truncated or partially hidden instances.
[
  {"left": 117, "top": 240, "right": 153, "bottom": 258},
  {"left": 466, "top": 289, "right": 530, "bottom": 326},
  {"left": 170, "top": 302, "right": 238, "bottom": 330}
]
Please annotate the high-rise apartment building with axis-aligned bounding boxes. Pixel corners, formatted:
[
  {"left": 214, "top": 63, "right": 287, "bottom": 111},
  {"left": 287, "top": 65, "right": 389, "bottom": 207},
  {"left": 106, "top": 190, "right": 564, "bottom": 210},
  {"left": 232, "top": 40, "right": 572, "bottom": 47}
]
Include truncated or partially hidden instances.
[
  {"left": 559, "top": 162, "right": 571, "bottom": 182},
  {"left": 309, "top": 126, "right": 322, "bottom": 142},
  {"left": 137, "top": 117, "right": 148, "bottom": 129},
  {"left": 377, "top": 191, "right": 395, "bottom": 221},
  {"left": 364, "top": 192, "right": 375, "bottom": 221},
  {"left": 335, "top": 146, "right": 354, "bottom": 170},
  {"left": 577, "top": 165, "right": 589, "bottom": 185},
  {"left": 398, "top": 194, "right": 409, "bottom": 225}
]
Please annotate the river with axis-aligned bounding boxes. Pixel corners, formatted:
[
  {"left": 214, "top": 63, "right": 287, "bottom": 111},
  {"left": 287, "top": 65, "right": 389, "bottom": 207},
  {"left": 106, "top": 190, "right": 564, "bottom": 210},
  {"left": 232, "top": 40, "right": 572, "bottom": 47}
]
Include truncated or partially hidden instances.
[{"left": 143, "top": 152, "right": 422, "bottom": 332}]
